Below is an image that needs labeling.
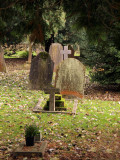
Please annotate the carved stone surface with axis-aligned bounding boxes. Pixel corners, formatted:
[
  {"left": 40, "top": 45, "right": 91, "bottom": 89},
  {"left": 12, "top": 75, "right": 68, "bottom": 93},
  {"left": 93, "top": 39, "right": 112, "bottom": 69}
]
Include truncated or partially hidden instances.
[
  {"left": 68, "top": 45, "right": 75, "bottom": 58},
  {"left": 55, "top": 58, "right": 85, "bottom": 98},
  {"left": 49, "top": 43, "right": 63, "bottom": 71},
  {"left": 29, "top": 52, "right": 54, "bottom": 90}
]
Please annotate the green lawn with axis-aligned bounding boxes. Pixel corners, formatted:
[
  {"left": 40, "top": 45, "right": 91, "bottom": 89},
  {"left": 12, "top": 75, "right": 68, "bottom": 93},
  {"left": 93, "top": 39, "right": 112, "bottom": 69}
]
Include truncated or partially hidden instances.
[
  {"left": 0, "top": 70, "right": 120, "bottom": 158},
  {"left": 4, "top": 50, "right": 37, "bottom": 58}
]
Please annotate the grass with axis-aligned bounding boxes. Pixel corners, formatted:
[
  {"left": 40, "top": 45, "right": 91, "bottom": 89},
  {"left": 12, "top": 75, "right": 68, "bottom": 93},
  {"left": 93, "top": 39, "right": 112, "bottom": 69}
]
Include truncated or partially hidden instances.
[
  {"left": 0, "top": 70, "right": 120, "bottom": 156},
  {"left": 4, "top": 50, "right": 37, "bottom": 58}
]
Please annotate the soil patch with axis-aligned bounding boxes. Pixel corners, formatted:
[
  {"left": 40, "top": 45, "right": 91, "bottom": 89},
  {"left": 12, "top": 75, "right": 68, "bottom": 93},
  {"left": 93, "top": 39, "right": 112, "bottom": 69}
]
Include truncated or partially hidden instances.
[{"left": 85, "top": 84, "right": 120, "bottom": 101}]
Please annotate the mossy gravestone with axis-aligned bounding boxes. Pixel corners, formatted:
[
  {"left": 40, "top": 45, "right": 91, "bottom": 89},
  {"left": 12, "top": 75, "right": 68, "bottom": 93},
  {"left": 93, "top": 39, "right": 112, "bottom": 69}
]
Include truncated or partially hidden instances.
[
  {"left": 55, "top": 58, "right": 85, "bottom": 99},
  {"left": 44, "top": 94, "right": 66, "bottom": 111},
  {"left": 29, "top": 52, "right": 54, "bottom": 90}
]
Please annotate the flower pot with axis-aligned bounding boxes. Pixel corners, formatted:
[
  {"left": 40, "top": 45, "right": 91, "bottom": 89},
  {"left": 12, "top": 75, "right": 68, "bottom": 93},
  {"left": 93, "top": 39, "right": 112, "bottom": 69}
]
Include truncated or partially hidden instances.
[{"left": 26, "top": 137, "right": 34, "bottom": 146}]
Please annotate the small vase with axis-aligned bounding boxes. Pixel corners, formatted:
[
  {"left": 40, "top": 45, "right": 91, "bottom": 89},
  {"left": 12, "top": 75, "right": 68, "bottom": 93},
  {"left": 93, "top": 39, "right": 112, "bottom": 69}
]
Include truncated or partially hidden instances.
[{"left": 26, "top": 137, "right": 34, "bottom": 146}]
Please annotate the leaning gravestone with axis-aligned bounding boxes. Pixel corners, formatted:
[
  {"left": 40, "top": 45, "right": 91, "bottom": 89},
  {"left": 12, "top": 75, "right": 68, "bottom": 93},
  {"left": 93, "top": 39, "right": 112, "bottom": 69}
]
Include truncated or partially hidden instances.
[
  {"left": 49, "top": 43, "right": 63, "bottom": 71},
  {"left": 29, "top": 52, "right": 54, "bottom": 90},
  {"left": 55, "top": 58, "right": 85, "bottom": 99}
]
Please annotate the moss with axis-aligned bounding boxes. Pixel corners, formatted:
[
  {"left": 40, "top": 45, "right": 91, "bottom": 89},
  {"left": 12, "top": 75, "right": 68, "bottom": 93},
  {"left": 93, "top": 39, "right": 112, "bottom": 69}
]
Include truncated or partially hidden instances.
[
  {"left": 55, "top": 94, "right": 62, "bottom": 100},
  {"left": 55, "top": 107, "right": 67, "bottom": 111},
  {"left": 43, "top": 95, "right": 67, "bottom": 111},
  {"left": 43, "top": 104, "right": 49, "bottom": 110},
  {"left": 43, "top": 104, "right": 67, "bottom": 111},
  {"left": 47, "top": 100, "right": 64, "bottom": 107},
  {"left": 39, "top": 52, "right": 49, "bottom": 60}
]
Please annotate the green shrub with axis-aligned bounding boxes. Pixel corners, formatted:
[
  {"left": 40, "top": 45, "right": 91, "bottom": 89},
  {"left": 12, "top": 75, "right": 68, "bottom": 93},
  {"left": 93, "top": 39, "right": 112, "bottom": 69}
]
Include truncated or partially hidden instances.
[{"left": 25, "top": 124, "right": 39, "bottom": 138}]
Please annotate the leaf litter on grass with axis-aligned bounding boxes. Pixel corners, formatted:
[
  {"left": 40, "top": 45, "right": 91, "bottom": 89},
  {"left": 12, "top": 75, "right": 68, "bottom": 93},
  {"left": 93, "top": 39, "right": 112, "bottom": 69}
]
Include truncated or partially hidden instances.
[{"left": 0, "top": 70, "right": 120, "bottom": 159}]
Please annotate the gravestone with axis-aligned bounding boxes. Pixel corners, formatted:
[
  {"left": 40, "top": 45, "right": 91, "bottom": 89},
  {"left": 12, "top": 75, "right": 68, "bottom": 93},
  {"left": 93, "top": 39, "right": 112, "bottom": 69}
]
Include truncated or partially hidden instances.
[
  {"left": 68, "top": 45, "right": 75, "bottom": 58},
  {"left": 44, "top": 94, "right": 67, "bottom": 111},
  {"left": 74, "top": 50, "right": 80, "bottom": 56},
  {"left": 74, "top": 44, "right": 80, "bottom": 56},
  {"left": 55, "top": 58, "right": 85, "bottom": 99},
  {"left": 60, "top": 46, "right": 71, "bottom": 60},
  {"left": 49, "top": 43, "right": 63, "bottom": 71},
  {"left": 44, "top": 87, "right": 60, "bottom": 111},
  {"left": 29, "top": 52, "right": 54, "bottom": 90}
]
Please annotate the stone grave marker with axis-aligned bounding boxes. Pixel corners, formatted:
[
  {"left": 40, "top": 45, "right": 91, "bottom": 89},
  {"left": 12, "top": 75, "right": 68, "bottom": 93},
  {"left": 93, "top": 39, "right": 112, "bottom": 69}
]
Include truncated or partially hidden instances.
[
  {"left": 12, "top": 141, "right": 47, "bottom": 158},
  {"left": 44, "top": 87, "right": 60, "bottom": 111},
  {"left": 74, "top": 44, "right": 80, "bottom": 56},
  {"left": 29, "top": 52, "right": 54, "bottom": 90},
  {"left": 68, "top": 45, "right": 75, "bottom": 58},
  {"left": 49, "top": 43, "right": 63, "bottom": 71},
  {"left": 44, "top": 94, "right": 67, "bottom": 111},
  {"left": 55, "top": 58, "right": 85, "bottom": 99},
  {"left": 60, "top": 46, "right": 71, "bottom": 60},
  {"left": 72, "top": 99, "right": 78, "bottom": 114}
]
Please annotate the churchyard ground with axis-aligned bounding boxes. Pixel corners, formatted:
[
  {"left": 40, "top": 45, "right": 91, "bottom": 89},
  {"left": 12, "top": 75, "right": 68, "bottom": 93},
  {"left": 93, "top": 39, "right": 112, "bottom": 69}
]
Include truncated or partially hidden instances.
[{"left": 0, "top": 59, "right": 120, "bottom": 160}]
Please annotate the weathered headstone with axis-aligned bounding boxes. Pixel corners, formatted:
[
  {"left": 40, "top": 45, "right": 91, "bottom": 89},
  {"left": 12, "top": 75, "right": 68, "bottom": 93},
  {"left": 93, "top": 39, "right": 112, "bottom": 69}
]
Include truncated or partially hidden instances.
[
  {"left": 68, "top": 45, "right": 75, "bottom": 58},
  {"left": 29, "top": 52, "right": 54, "bottom": 90},
  {"left": 74, "top": 50, "right": 80, "bottom": 56},
  {"left": 60, "top": 46, "right": 71, "bottom": 60},
  {"left": 55, "top": 58, "right": 85, "bottom": 99},
  {"left": 0, "top": 46, "right": 6, "bottom": 72},
  {"left": 49, "top": 43, "right": 63, "bottom": 71},
  {"left": 74, "top": 44, "right": 80, "bottom": 56},
  {"left": 44, "top": 87, "right": 60, "bottom": 111}
]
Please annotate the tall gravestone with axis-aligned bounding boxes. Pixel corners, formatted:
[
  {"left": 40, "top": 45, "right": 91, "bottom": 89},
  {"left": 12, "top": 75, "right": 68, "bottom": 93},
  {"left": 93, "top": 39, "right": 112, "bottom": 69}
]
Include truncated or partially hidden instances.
[
  {"left": 49, "top": 43, "right": 63, "bottom": 72},
  {"left": 29, "top": 52, "right": 54, "bottom": 90},
  {"left": 55, "top": 58, "right": 85, "bottom": 99}
]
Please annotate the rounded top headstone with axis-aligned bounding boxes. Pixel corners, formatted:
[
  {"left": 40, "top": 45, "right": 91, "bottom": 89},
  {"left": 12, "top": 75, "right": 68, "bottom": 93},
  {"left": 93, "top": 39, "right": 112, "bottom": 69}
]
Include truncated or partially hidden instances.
[
  {"left": 29, "top": 52, "right": 54, "bottom": 90},
  {"left": 55, "top": 58, "right": 85, "bottom": 98}
]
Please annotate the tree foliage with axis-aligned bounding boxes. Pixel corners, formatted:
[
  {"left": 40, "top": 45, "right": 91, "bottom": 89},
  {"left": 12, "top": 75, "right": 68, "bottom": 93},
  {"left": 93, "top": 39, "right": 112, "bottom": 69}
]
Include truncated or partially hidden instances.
[
  {"left": 0, "top": 0, "right": 65, "bottom": 45},
  {"left": 81, "top": 39, "right": 120, "bottom": 85},
  {"left": 62, "top": 0, "right": 120, "bottom": 85},
  {"left": 0, "top": 0, "right": 120, "bottom": 84},
  {"left": 0, "top": 0, "right": 120, "bottom": 46},
  {"left": 63, "top": 0, "right": 120, "bottom": 45}
]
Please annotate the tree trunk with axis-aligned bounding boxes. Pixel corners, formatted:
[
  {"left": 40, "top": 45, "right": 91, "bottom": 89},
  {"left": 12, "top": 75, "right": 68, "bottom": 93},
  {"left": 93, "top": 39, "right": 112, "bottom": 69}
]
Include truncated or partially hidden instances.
[
  {"left": 28, "top": 41, "right": 33, "bottom": 63},
  {"left": 45, "top": 33, "right": 54, "bottom": 52},
  {"left": 0, "top": 45, "right": 7, "bottom": 72}
]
